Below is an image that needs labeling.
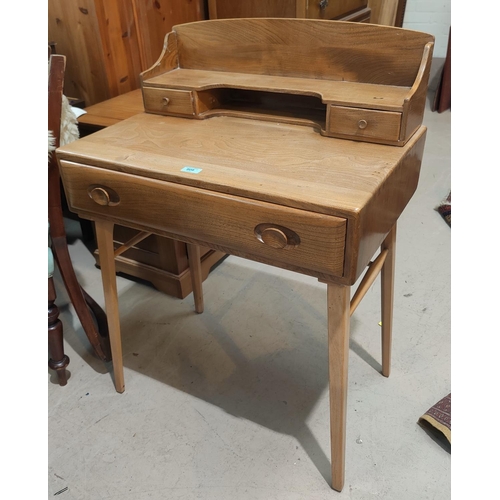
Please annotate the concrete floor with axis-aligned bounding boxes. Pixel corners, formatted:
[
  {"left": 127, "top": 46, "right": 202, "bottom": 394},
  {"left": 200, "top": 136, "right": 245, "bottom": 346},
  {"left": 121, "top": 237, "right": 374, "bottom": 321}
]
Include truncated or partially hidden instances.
[{"left": 48, "top": 101, "right": 451, "bottom": 499}]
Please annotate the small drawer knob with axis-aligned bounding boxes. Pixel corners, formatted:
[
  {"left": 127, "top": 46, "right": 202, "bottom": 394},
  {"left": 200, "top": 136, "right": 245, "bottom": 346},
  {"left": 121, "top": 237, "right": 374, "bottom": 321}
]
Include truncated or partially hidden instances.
[
  {"left": 162, "top": 97, "right": 170, "bottom": 106},
  {"left": 88, "top": 186, "right": 120, "bottom": 206},
  {"left": 254, "top": 223, "right": 301, "bottom": 250},
  {"left": 358, "top": 119, "right": 368, "bottom": 129},
  {"left": 261, "top": 227, "right": 288, "bottom": 249},
  {"left": 89, "top": 187, "right": 110, "bottom": 206}
]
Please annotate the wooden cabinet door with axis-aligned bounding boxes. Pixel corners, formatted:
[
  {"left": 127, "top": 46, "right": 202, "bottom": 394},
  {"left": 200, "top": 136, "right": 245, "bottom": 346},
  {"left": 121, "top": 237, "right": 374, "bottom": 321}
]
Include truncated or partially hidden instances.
[
  {"left": 208, "top": 0, "right": 370, "bottom": 22},
  {"left": 304, "top": 0, "right": 368, "bottom": 20}
]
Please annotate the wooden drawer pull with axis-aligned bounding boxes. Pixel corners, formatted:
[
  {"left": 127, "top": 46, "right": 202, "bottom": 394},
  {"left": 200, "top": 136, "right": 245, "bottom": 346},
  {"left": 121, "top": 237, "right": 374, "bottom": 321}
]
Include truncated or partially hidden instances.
[
  {"left": 357, "top": 119, "right": 368, "bottom": 129},
  {"left": 162, "top": 97, "right": 170, "bottom": 106},
  {"left": 88, "top": 186, "right": 120, "bottom": 206},
  {"left": 254, "top": 223, "right": 300, "bottom": 249}
]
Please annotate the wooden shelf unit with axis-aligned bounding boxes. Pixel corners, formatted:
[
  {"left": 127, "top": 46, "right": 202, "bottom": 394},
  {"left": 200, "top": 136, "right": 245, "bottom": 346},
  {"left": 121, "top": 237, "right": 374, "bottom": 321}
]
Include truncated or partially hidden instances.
[{"left": 140, "top": 19, "right": 434, "bottom": 146}]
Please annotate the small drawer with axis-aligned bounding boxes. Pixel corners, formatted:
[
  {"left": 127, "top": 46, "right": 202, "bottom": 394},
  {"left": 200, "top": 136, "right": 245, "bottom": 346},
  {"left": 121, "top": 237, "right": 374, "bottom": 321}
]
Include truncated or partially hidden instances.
[
  {"left": 59, "top": 161, "right": 347, "bottom": 278},
  {"left": 328, "top": 106, "right": 401, "bottom": 142},
  {"left": 142, "top": 87, "right": 195, "bottom": 116}
]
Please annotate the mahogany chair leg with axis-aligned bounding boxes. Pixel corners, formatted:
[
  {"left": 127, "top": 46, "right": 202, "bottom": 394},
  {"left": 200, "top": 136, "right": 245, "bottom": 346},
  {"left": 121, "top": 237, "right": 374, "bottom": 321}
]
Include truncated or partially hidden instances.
[
  {"left": 48, "top": 276, "right": 69, "bottom": 386},
  {"left": 51, "top": 235, "right": 111, "bottom": 362}
]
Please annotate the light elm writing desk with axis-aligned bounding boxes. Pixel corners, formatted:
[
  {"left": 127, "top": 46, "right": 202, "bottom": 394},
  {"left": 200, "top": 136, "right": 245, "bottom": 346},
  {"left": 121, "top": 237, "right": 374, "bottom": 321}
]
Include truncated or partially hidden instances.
[{"left": 57, "top": 111, "right": 426, "bottom": 491}]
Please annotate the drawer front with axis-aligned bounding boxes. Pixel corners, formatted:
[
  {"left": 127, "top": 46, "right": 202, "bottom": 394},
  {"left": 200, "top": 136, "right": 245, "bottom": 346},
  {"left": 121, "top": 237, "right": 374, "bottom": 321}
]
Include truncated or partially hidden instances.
[
  {"left": 328, "top": 106, "right": 401, "bottom": 142},
  {"left": 142, "top": 87, "right": 195, "bottom": 116},
  {"left": 60, "top": 161, "right": 347, "bottom": 277}
]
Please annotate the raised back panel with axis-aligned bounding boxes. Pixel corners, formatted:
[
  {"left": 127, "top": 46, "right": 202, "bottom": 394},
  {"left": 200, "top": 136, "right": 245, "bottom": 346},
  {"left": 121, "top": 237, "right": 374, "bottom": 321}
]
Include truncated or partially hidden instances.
[{"left": 174, "top": 18, "right": 434, "bottom": 86}]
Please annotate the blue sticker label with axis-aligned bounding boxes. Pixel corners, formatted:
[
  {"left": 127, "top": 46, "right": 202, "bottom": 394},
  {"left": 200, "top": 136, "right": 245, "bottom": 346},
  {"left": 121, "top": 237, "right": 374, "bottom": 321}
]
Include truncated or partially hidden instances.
[{"left": 181, "top": 166, "right": 203, "bottom": 174}]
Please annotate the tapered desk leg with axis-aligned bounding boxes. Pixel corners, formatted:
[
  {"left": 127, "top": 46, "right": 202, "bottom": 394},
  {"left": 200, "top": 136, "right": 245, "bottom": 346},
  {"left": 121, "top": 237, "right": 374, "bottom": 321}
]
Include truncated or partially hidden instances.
[
  {"left": 186, "top": 243, "right": 204, "bottom": 314},
  {"left": 381, "top": 224, "right": 396, "bottom": 378},
  {"left": 327, "top": 282, "right": 350, "bottom": 492},
  {"left": 94, "top": 220, "right": 125, "bottom": 393}
]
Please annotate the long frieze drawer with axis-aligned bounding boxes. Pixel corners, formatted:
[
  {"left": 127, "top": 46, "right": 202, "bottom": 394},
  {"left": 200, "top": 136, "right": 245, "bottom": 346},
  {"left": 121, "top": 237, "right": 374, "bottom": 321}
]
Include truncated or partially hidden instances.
[
  {"left": 59, "top": 161, "right": 347, "bottom": 277},
  {"left": 328, "top": 106, "right": 401, "bottom": 143},
  {"left": 142, "top": 87, "right": 196, "bottom": 116}
]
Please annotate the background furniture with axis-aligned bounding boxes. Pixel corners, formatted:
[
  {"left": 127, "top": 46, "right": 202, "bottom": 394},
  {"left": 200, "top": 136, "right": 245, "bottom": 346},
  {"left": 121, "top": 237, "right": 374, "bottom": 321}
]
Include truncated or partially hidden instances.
[
  {"left": 208, "top": 0, "right": 371, "bottom": 22},
  {"left": 48, "top": 0, "right": 207, "bottom": 106},
  {"left": 48, "top": 224, "right": 68, "bottom": 386},
  {"left": 76, "top": 89, "right": 227, "bottom": 299},
  {"left": 49, "top": 54, "right": 111, "bottom": 374},
  {"left": 368, "top": 0, "right": 407, "bottom": 26},
  {"left": 432, "top": 28, "right": 451, "bottom": 113}
]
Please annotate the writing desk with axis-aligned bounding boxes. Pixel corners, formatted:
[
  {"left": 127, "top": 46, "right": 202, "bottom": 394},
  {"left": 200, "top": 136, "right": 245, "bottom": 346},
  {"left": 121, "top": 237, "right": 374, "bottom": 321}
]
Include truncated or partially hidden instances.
[
  {"left": 57, "top": 18, "right": 432, "bottom": 492},
  {"left": 57, "top": 110, "right": 426, "bottom": 491}
]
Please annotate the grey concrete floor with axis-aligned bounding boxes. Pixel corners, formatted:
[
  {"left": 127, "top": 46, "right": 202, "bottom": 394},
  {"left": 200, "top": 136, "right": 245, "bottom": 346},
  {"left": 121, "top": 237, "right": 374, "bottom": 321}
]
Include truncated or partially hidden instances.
[{"left": 48, "top": 101, "right": 450, "bottom": 499}]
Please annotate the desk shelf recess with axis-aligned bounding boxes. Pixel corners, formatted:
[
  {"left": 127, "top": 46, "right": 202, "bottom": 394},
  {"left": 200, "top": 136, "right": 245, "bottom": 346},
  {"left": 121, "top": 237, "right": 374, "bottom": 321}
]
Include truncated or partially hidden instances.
[{"left": 140, "top": 18, "right": 434, "bottom": 146}]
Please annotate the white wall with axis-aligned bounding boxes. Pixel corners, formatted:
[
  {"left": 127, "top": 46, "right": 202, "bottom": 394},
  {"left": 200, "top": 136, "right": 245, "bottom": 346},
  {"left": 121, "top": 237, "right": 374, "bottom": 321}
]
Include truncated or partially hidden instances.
[{"left": 403, "top": 0, "right": 451, "bottom": 58}]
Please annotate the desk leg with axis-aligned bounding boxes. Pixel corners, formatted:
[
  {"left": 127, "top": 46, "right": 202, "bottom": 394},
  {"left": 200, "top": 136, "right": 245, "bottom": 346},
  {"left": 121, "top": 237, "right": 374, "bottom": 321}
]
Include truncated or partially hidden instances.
[
  {"left": 94, "top": 219, "right": 125, "bottom": 393},
  {"left": 381, "top": 224, "right": 396, "bottom": 378},
  {"left": 327, "top": 282, "right": 350, "bottom": 492},
  {"left": 186, "top": 243, "right": 204, "bottom": 314}
]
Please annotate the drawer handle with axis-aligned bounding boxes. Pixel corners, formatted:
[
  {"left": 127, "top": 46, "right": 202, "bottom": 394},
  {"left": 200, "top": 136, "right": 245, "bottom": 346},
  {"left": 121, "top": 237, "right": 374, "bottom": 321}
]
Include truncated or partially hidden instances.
[
  {"left": 358, "top": 119, "right": 368, "bottom": 129},
  {"left": 88, "top": 186, "right": 120, "bottom": 206},
  {"left": 254, "top": 223, "right": 300, "bottom": 250},
  {"left": 162, "top": 97, "right": 170, "bottom": 106},
  {"left": 319, "top": 0, "right": 329, "bottom": 9}
]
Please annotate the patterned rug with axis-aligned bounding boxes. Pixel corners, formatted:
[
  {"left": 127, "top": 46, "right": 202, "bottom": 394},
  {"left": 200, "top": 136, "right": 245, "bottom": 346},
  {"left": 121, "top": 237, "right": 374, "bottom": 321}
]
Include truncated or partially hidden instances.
[
  {"left": 435, "top": 191, "right": 451, "bottom": 227},
  {"left": 419, "top": 393, "right": 451, "bottom": 446}
]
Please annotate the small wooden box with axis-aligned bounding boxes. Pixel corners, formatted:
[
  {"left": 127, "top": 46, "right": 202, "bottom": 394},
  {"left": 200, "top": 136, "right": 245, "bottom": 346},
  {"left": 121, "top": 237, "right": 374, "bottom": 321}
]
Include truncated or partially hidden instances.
[{"left": 140, "top": 19, "right": 434, "bottom": 146}]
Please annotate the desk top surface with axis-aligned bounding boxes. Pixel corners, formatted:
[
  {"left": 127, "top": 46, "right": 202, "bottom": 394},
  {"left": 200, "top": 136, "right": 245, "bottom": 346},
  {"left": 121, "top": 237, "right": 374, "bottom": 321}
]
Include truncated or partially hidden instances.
[{"left": 59, "top": 112, "right": 426, "bottom": 219}]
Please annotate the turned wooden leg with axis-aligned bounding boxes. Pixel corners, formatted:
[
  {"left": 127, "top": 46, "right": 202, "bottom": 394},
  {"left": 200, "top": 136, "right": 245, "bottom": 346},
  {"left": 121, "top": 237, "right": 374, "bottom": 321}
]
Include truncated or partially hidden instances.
[
  {"left": 94, "top": 219, "right": 125, "bottom": 393},
  {"left": 327, "top": 282, "right": 350, "bottom": 492},
  {"left": 186, "top": 243, "right": 204, "bottom": 314},
  {"left": 51, "top": 235, "right": 111, "bottom": 362},
  {"left": 48, "top": 276, "right": 69, "bottom": 386},
  {"left": 381, "top": 224, "right": 396, "bottom": 378}
]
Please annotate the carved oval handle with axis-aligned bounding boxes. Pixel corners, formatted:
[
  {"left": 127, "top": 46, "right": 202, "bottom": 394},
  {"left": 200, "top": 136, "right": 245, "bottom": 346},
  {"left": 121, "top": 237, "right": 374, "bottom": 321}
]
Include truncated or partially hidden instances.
[
  {"left": 319, "top": 0, "right": 329, "bottom": 9},
  {"left": 358, "top": 119, "right": 368, "bottom": 129},
  {"left": 88, "top": 186, "right": 120, "bottom": 206},
  {"left": 254, "top": 223, "right": 301, "bottom": 250},
  {"left": 162, "top": 97, "right": 170, "bottom": 106},
  {"left": 261, "top": 227, "right": 288, "bottom": 249}
]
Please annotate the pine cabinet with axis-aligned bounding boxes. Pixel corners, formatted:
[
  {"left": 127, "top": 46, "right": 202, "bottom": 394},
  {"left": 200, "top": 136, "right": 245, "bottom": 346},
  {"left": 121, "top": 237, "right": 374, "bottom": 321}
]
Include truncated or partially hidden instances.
[{"left": 48, "top": 0, "right": 206, "bottom": 106}]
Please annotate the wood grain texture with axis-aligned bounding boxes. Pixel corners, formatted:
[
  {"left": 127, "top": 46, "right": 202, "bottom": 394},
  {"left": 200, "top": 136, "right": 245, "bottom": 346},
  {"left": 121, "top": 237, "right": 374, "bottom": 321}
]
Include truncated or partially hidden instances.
[
  {"left": 173, "top": 19, "right": 432, "bottom": 86},
  {"left": 368, "top": 0, "right": 398, "bottom": 25},
  {"left": 381, "top": 224, "right": 396, "bottom": 377},
  {"left": 208, "top": 0, "right": 369, "bottom": 21},
  {"left": 57, "top": 112, "right": 426, "bottom": 284},
  {"left": 49, "top": 0, "right": 110, "bottom": 105},
  {"left": 186, "top": 244, "right": 204, "bottom": 313},
  {"left": 59, "top": 160, "right": 347, "bottom": 277},
  {"left": 77, "top": 89, "right": 143, "bottom": 130},
  {"left": 140, "top": 19, "right": 433, "bottom": 145},
  {"left": 49, "top": 0, "right": 205, "bottom": 105},
  {"left": 144, "top": 69, "right": 410, "bottom": 110},
  {"left": 94, "top": 219, "right": 125, "bottom": 393},
  {"left": 133, "top": 0, "right": 205, "bottom": 70},
  {"left": 327, "top": 282, "right": 351, "bottom": 491},
  {"left": 208, "top": 0, "right": 296, "bottom": 18}
]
